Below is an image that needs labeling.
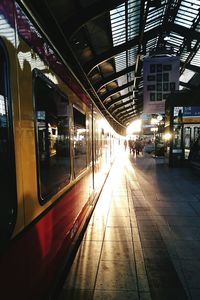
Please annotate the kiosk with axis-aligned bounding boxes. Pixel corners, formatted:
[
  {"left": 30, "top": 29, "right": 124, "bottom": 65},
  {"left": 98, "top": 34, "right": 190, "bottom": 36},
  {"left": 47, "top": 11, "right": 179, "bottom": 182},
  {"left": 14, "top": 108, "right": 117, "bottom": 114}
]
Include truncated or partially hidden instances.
[{"left": 165, "top": 90, "right": 200, "bottom": 166}]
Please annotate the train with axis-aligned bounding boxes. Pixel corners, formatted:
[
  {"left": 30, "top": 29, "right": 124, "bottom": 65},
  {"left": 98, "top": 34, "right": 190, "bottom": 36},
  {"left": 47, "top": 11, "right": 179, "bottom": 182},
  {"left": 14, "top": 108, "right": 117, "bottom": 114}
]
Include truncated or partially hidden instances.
[{"left": 0, "top": 1, "right": 122, "bottom": 299}]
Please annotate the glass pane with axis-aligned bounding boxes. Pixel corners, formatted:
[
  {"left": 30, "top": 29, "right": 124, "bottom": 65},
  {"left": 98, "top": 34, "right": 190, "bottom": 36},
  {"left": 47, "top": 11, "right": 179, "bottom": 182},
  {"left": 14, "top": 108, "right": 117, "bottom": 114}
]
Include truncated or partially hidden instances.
[
  {"left": 173, "top": 125, "right": 182, "bottom": 149},
  {"left": 34, "top": 73, "right": 70, "bottom": 201},
  {"left": 73, "top": 108, "right": 87, "bottom": 176}
]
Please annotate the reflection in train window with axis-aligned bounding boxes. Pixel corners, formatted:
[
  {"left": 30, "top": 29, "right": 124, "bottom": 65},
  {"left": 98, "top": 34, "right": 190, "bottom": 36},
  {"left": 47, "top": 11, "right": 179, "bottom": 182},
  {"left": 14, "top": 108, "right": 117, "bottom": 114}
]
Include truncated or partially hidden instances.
[
  {"left": 34, "top": 70, "right": 70, "bottom": 202},
  {"left": 73, "top": 107, "right": 87, "bottom": 176}
]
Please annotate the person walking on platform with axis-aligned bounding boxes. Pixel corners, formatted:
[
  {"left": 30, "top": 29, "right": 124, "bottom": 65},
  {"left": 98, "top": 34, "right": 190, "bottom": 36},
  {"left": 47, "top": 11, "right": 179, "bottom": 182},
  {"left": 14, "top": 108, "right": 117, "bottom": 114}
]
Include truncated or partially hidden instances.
[
  {"left": 135, "top": 139, "right": 141, "bottom": 155},
  {"left": 124, "top": 140, "right": 127, "bottom": 151},
  {"left": 128, "top": 139, "right": 134, "bottom": 154}
]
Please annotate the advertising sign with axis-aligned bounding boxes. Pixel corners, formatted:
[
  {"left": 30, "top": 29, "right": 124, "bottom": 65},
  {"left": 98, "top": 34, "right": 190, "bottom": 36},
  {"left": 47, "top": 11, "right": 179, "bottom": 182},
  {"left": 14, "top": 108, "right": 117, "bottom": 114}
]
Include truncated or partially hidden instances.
[
  {"left": 143, "top": 56, "right": 180, "bottom": 114},
  {"left": 174, "top": 106, "right": 200, "bottom": 123}
]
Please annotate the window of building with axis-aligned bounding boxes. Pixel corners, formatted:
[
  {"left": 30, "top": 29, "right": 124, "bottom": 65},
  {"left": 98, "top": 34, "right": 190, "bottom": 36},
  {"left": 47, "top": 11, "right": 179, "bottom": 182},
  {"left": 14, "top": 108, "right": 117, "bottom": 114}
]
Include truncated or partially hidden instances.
[{"left": 33, "top": 70, "right": 70, "bottom": 202}]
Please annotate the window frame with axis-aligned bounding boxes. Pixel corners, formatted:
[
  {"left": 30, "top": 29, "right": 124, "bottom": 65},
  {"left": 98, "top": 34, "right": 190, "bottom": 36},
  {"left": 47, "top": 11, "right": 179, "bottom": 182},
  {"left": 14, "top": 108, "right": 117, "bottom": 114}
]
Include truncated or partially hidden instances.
[
  {"left": 0, "top": 39, "right": 17, "bottom": 249},
  {"left": 72, "top": 105, "right": 88, "bottom": 177},
  {"left": 33, "top": 69, "right": 71, "bottom": 204}
]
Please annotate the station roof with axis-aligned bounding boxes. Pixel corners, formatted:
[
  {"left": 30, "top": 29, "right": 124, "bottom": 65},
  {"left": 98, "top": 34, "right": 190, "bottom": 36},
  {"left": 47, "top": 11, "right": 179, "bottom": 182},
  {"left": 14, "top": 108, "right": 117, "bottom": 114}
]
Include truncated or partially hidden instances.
[{"left": 18, "top": 0, "right": 200, "bottom": 134}]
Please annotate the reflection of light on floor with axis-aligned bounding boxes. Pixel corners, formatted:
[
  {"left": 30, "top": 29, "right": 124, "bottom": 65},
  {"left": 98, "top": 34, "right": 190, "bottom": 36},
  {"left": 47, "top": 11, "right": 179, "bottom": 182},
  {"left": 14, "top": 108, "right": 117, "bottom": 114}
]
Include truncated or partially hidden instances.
[
  {"left": 61, "top": 145, "right": 141, "bottom": 298},
  {"left": 110, "top": 148, "right": 137, "bottom": 184}
]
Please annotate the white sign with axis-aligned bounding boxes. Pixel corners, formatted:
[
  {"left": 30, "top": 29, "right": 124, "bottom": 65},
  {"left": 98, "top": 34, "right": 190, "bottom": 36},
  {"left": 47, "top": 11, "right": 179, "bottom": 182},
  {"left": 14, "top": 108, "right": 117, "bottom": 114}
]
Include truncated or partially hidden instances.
[{"left": 143, "top": 56, "right": 180, "bottom": 114}]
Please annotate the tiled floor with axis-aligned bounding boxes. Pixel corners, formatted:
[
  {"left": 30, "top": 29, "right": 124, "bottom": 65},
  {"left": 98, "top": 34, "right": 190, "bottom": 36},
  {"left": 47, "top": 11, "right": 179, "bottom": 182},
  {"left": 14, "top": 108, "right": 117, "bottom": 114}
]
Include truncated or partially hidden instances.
[{"left": 58, "top": 149, "right": 200, "bottom": 300}]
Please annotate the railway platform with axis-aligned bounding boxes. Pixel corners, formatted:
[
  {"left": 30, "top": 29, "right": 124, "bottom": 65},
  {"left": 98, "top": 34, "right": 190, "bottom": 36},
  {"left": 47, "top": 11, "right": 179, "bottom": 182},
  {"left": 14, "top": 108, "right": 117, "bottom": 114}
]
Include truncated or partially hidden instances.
[{"left": 58, "top": 149, "right": 200, "bottom": 300}]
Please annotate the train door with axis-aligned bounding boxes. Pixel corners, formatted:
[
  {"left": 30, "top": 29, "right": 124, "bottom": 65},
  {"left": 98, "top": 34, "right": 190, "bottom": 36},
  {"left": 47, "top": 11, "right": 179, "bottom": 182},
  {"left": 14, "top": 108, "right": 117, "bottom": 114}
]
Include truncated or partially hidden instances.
[{"left": 0, "top": 41, "right": 17, "bottom": 248}]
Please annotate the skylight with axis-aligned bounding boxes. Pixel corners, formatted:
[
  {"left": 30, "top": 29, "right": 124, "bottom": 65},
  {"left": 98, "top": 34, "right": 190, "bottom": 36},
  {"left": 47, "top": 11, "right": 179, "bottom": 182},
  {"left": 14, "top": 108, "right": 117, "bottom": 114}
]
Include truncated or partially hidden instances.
[
  {"left": 179, "top": 69, "right": 195, "bottom": 82},
  {"left": 175, "top": 0, "right": 200, "bottom": 28}
]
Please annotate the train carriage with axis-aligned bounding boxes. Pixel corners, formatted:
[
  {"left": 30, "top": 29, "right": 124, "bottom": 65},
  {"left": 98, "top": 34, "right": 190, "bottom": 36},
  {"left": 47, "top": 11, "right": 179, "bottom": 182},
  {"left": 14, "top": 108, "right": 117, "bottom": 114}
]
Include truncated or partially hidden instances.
[{"left": 0, "top": 1, "right": 120, "bottom": 299}]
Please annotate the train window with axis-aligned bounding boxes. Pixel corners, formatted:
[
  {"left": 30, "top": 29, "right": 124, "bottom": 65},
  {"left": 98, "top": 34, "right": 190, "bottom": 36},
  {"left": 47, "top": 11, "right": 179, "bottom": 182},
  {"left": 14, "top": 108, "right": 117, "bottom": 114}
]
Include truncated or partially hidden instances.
[
  {"left": 0, "top": 42, "right": 17, "bottom": 248},
  {"left": 33, "top": 70, "right": 70, "bottom": 203},
  {"left": 73, "top": 107, "right": 87, "bottom": 176}
]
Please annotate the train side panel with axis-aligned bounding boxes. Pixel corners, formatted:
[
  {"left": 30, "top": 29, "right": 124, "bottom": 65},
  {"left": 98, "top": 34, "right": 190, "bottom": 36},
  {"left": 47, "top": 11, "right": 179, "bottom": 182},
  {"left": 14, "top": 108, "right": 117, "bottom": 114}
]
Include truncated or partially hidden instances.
[{"left": 0, "top": 1, "right": 119, "bottom": 299}]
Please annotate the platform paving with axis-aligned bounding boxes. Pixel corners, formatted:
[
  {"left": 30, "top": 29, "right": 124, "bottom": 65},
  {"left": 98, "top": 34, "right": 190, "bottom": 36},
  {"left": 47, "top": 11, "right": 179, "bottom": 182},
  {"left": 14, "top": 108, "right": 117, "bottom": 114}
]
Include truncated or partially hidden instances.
[{"left": 58, "top": 149, "right": 200, "bottom": 300}]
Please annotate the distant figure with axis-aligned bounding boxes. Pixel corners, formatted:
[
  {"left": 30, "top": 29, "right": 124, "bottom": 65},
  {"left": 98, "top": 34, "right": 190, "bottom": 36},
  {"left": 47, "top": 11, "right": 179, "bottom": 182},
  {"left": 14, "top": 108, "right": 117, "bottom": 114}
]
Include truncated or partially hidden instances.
[
  {"left": 188, "top": 137, "right": 200, "bottom": 161},
  {"left": 135, "top": 139, "right": 141, "bottom": 155},
  {"left": 124, "top": 140, "right": 127, "bottom": 151},
  {"left": 128, "top": 139, "right": 134, "bottom": 154}
]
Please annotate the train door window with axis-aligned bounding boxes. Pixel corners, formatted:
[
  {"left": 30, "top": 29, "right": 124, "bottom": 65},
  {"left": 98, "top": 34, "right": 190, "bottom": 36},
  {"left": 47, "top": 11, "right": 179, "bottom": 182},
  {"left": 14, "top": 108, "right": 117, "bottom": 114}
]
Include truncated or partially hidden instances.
[
  {"left": 73, "top": 107, "right": 87, "bottom": 176},
  {"left": 33, "top": 70, "right": 70, "bottom": 203},
  {"left": 0, "top": 43, "right": 17, "bottom": 247}
]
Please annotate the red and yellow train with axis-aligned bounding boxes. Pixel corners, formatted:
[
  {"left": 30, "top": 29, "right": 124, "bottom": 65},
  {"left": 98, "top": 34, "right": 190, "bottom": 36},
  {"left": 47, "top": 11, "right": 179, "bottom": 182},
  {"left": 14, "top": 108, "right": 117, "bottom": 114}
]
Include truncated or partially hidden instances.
[{"left": 0, "top": 1, "right": 121, "bottom": 299}]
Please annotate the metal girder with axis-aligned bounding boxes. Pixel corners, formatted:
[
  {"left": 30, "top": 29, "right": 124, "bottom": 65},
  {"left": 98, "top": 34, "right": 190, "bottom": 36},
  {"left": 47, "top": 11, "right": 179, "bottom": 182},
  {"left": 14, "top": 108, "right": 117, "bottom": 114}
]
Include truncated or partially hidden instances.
[
  {"left": 156, "top": 0, "right": 181, "bottom": 46},
  {"left": 173, "top": 23, "right": 200, "bottom": 42},
  {"left": 61, "top": 0, "right": 125, "bottom": 39},
  {"left": 116, "top": 107, "right": 137, "bottom": 118},
  {"left": 115, "top": 109, "right": 134, "bottom": 120},
  {"left": 84, "top": 23, "right": 200, "bottom": 76},
  {"left": 180, "top": 62, "right": 200, "bottom": 74},
  {"left": 133, "top": 0, "right": 147, "bottom": 90},
  {"left": 109, "top": 99, "right": 133, "bottom": 113},
  {"left": 111, "top": 100, "right": 134, "bottom": 114},
  {"left": 101, "top": 80, "right": 134, "bottom": 102},
  {"left": 179, "top": 81, "right": 193, "bottom": 89},
  {"left": 123, "top": 108, "right": 142, "bottom": 120},
  {"left": 94, "top": 65, "right": 135, "bottom": 91},
  {"left": 106, "top": 92, "right": 133, "bottom": 109},
  {"left": 84, "top": 26, "right": 162, "bottom": 74},
  {"left": 123, "top": 114, "right": 141, "bottom": 123},
  {"left": 110, "top": 98, "right": 142, "bottom": 115},
  {"left": 112, "top": 106, "right": 134, "bottom": 117}
]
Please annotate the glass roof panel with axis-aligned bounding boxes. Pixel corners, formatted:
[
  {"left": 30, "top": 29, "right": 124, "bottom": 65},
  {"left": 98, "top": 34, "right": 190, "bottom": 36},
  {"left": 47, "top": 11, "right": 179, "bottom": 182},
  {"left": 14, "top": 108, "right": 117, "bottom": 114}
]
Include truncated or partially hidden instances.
[
  {"left": 110, "top": 3, "right": 126, "bottom": 46},
  {"left": 175, "top": 0, "right": 200, "bottom": 28},
  {"left": 191, "top": 47, "right": 200, "bottom": 67},
  {"left": 121, "top": 88, "right": 129, "bottom": 95},
  {"left": 114, "top": 51, "right": 126, "bottom": 72},
  {"left": 128, "top": 46, "right": 138, "bottom": 67},
  {"left": 180, "top": 69, "right": 196, "bottom": 82},
  {"left": 127, "top": 0, "right": 141, "bottom": 40},
  {"left": 180, "top": 50, "right": 190, "bottom": 62},
  {"left": 117, "top": 74, "right": 127, "bottom": 87},
  {"left": 145, "top": 2, "right": 166, "bottom": 32},
  {"left": 196, "top": 21, "right": 200, "bottom": 32}
]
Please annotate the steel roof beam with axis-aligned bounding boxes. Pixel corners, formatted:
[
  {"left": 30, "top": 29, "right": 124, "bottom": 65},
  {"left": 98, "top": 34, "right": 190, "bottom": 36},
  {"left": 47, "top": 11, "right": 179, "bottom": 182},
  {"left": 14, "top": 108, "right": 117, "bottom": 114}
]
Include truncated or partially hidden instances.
[
  {"left": 94, "top": 65, "right": 135, "bottom": 91},
  {"left": 60, "top": 0, "right": 125, "bottom": 39},
  {"left": 110, "top": 98, "right": 142, "bottom": 114},
  {"left": 101, "top": 80, "right": 134, "bottom": 102},
  {"left": 84, "top": 26, "right": 162, "bottom": 74},
  {"left": 118, "top": 109, "right": 138, "bottom": 120},
  {"left": 84, "top": 23, "right": 200, "bottom": 76},
  {"left": 180, "top": 61, "right": 200, "bottom": 73},
  {"left": 106, "top": 92, "right": 133, "bottom": 109},
  {"left": 112, "top": 103, "right": 142, "bottom": 119},
  {"left": 109, "top": 99, "right": 134, "bottom": 113},
  {"left": 110, "top": 100, "right": 134, "bottom": 114}
]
